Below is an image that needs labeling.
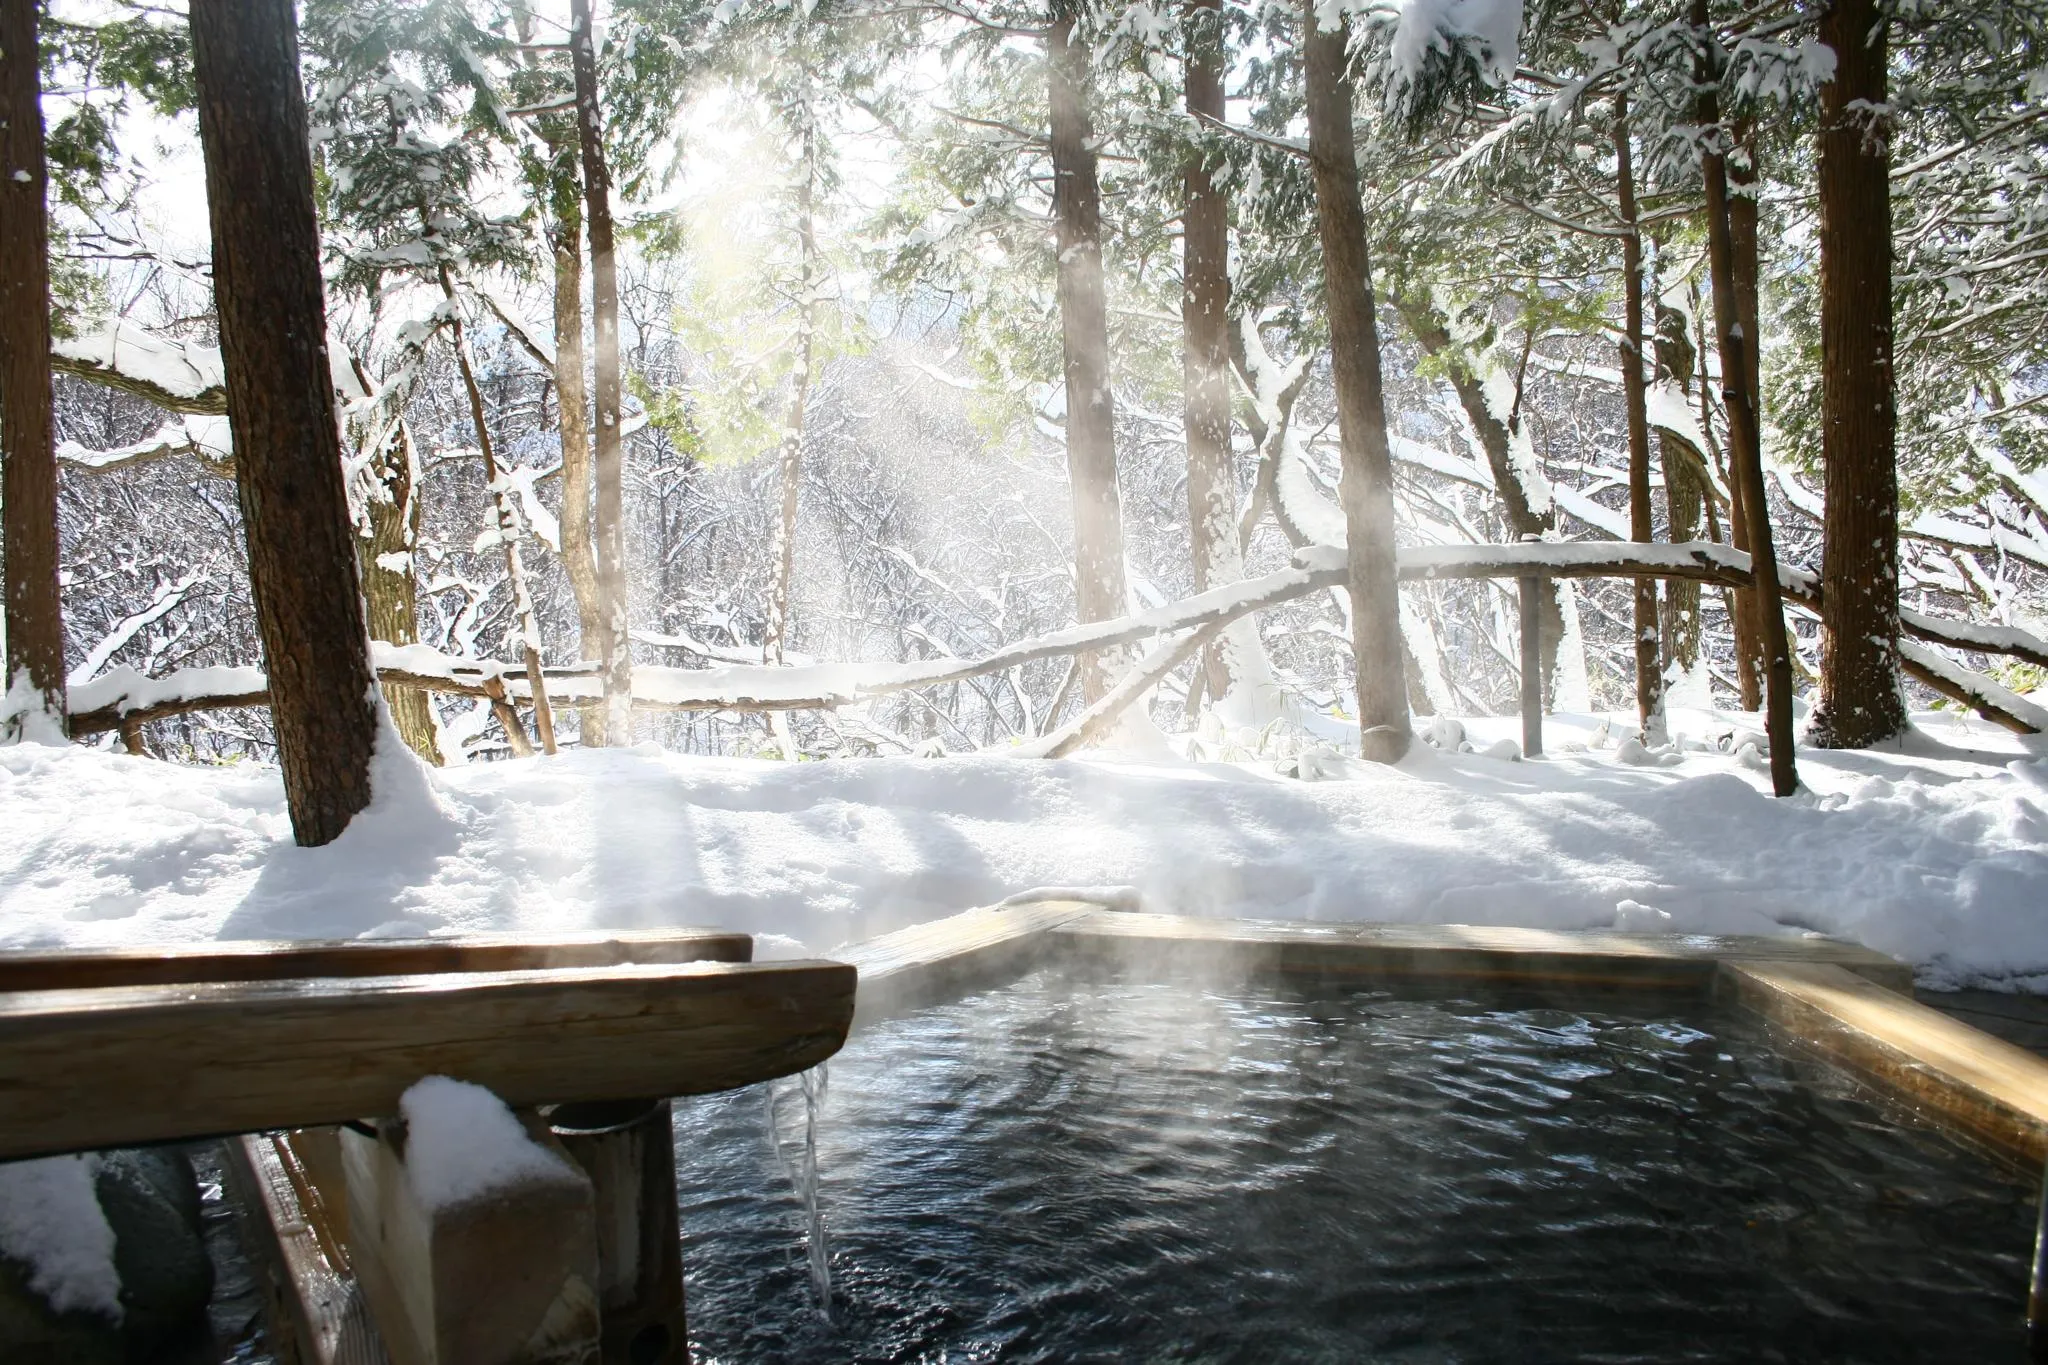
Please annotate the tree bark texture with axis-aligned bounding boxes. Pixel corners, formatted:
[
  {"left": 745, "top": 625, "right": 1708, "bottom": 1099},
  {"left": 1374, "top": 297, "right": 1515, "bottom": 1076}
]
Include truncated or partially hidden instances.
[
  {"left": 1808, "top": 0, "right": 1906, "bottom": 748},
  {"left": 571, "top": 0, "right": 633, "bottom": 745},
  {"left": 437, "top": 264, "right": 556, "bottom": 756},
  {"left": 549, "top": 159, "right": 606, "bottom": 741},
  {"left": 1614, "top": 101, "right": 1663, "bottom": 739},
  {"left": 1695, "top": 0, "right": 1798, "bottom": 795},
  {"left": 1181, "top": 0, "right": 1244, "bottom": 707},
  {"left": 1724, "top": 128, "right": 1768, "bottom": 707},
  {"left": 1049, "top": 9, "right": 1132, "bottom": 705},
  {"left": 189, "top": 0, "right": 377, "bottom": 844},
  {"left": 1, "top": 0, "right": 65, "bottom": 740},
  {"left": 1395, "top": 295, "right": 1565, "bottom": 701},
  {"left": 1303, "top": 4, "right": 1409, "bottom": 762},
  {"left": 1654, "top": 301, "right": 1705, "bottom": 674},
  {"left": 359, "top": 411, "right": 441, "bottom": 764}
]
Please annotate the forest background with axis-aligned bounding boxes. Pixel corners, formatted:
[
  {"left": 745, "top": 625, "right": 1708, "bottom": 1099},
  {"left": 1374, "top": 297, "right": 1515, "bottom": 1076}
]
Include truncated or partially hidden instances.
[{"left": 8, "top": 0, "right": 2046, "bottom": 791}]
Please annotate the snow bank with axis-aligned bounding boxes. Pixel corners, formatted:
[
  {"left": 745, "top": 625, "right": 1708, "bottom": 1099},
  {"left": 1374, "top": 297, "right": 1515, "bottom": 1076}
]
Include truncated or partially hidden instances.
[
  {"left": 398, "top": 1077, "right": 575, "bottom": 1210},
  {"left": 0, "top": 1155, "right": 121, "bottom": 1320},
  {"left": 3, "top": 708, "right": 2047, "bottom": 989}
]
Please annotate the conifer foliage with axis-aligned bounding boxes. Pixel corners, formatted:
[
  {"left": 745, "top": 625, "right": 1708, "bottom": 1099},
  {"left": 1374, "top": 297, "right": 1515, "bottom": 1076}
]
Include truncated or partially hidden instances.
[{"left": 14, "top": 0, "right": 2048, "bottom": 785}]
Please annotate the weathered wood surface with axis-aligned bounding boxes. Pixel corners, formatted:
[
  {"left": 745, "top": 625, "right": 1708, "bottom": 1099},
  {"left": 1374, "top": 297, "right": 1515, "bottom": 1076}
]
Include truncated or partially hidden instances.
[
  {"left": 0, "top": 959, "right": 853, "bottom": 1160},
  {"left": 342, "top": 1118, "right": 599, "bottom": 1365},
  {"left": 1050, "top": 911, "right": 1914, "bottom": 993},
  {"left": 0, "top": 927, "right": 751, "bottom": 993},
  {"left": 839, "top": 903, "right": 1095, "bottom": 1027},
  {"left": 550, "top": 1101, "right": 687, "bottom": 1365},
  {"left": 1719, "top": 958, "right": 2048, "bottom": 1163},
  {"left": 224, "top": 1132, "right": 390, "bottom": 1365}
]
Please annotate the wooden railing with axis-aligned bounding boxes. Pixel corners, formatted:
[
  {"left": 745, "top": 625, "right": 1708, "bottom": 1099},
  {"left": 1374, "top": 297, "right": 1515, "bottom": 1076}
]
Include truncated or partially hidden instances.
[{"left": 0, "top": 929, "right": 856, "bottom": 1365}]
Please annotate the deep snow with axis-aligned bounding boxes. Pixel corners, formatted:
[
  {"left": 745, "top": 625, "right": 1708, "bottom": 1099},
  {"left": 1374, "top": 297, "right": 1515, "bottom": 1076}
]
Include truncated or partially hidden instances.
[{"left": 3, "top": 706, "right": 2046, "bottom": 991}]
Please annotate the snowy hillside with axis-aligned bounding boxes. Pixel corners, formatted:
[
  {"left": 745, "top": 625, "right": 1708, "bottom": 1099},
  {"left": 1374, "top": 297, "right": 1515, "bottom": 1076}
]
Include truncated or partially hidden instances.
[{"left": 5, "top": 707, "right": 2045, "bottom": 992}]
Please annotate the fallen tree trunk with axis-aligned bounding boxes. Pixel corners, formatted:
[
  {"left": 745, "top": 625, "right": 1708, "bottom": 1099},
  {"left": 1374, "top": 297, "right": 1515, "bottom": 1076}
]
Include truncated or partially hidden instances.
[
  {"left": 66, "top": 542, "right": 2048, "bottom": 736},
  {"left": 1021, "top": 622, "right": 1227, "bottom": 759},
  {"left": 1896, "top": 642, "right": 2046, "bottom": 735}
]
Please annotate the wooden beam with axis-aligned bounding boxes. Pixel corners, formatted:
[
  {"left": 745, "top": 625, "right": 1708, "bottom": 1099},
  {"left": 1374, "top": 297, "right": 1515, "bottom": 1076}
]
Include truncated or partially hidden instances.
[
  {"left": 0, "top": 927, "right": 752, "bottom": 993},
  {"left": 0, "top": 959, "right": 854, "bottom": 1160},
  {"left": 1050, "top": 911, "right": 1914, "bottom": 993},
  {"left": 1718, "top": 958, "right": 2048, "bottom": 1163},
  {"left": 838, "top": 903, "right": 1095, "bottom": 1028},
  {"left": 222, "top": 1131, "right": 389, "bottom": 1365}
]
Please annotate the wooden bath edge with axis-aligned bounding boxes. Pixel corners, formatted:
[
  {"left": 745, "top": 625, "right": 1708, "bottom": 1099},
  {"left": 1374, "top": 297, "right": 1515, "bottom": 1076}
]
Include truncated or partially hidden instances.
[{"left": 222, "top": 908, "right": 2048, "bottom": 1362}]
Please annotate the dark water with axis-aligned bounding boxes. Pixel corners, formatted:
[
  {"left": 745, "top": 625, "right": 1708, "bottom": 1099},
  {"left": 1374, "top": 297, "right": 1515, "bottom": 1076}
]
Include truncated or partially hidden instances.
[{"left": 674, "top": 968, "right": 2037, "bottom": 1364}]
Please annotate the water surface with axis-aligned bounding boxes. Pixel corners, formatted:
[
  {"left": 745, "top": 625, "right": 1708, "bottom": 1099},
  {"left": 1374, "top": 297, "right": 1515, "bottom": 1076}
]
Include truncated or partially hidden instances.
[{"left": 675, "top": 967, "right": 2036, "bottom": 1362}]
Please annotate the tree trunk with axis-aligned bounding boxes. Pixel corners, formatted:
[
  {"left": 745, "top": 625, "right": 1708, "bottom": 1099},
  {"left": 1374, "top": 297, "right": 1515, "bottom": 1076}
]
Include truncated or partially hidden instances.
[
  {"left": 1048, "top": 8, "right": 1131, "bottom": 704},
  {"left": 1303, "top": 3, "right": 1409, "bottom": 762},
  {"left": 549, "top": 161, "right": 606, "bottom": 743},
  {"left": 359, "top": 412, "right": 441, "bottom": 764},
  {"left": 1695, "top": 0, "right": 1797, "bottom": 796},
  {"left": 1181, "top": 0, "right": 1249, "bottom": 712},
  {"left": 1725, "top": 125, "right": 1768, "bottom": 707},
  {"left": 1614, "top": 99, "right": 1662, "bottom": 739},
  {"left": 1395, "top": 294, "right": 1563, "bottom": 700},
  {"left": 765, "top": 68, "right": 817, "bottom": 670},
  {"left": 1808, "top": 0, "right": 1906, "bottom": 748},
  {"left": 571, "top": 0, "right": 634, "bottom": 744},
  {"left": 1, "top": 0, "right": 64, "bottom": 743},
  {"left": 1654, "top": 300, "right": 1705, "bottom": 674},
  {"left": 189, "top": 0, "right": 377, "bottom": 844},
  {"left": 437, "top": 265, "right": 556, "bottom": 756}
]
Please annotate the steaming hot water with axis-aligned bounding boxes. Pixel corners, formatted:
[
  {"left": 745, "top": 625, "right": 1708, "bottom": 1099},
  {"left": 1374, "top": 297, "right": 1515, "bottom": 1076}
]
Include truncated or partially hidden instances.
[{"left": 674, "top": 966, "right": 2034, "bottom": 1362}]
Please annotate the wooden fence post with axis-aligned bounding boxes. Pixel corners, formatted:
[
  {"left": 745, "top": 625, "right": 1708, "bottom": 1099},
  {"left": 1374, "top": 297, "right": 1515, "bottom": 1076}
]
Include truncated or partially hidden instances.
[
  {"left": 1520, "top": 573, "right": 1545, "bottom": 758},
  {"left": 341, "top": 1113, "right": 601, "bottom": 1365}
]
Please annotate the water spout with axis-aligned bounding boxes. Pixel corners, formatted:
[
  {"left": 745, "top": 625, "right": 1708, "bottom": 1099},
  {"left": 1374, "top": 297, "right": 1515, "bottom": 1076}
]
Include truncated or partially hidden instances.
[{"left": 767, "top": 1064, "right": 832, "bottom": 1319}]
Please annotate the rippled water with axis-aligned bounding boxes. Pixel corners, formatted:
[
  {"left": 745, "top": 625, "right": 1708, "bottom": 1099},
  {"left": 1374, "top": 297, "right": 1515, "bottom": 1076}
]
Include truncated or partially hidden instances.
[{"left": 674, "top": 968, "right": 2037, "bottom": 1363}]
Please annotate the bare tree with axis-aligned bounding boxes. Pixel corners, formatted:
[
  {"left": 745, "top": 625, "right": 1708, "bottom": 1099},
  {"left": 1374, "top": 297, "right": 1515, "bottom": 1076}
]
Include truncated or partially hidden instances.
[
  {"left": 1695, "top": 0, "right": 1796, "bottom": 795},
  {"left": 1, "top": 0, "right": 63, "bottom": 742},
  {"left": 1724, "top": 128, "right": 1768, "bottom": 707},
  {"left": 189, "top": 0, "right": 378, "bottom": 843},
  {"left": 1302, "top": 1, "right": 1408, "bottom": 762},
  {"left": 1614, "top": 98, "right": 1662, "bottom": 739}
]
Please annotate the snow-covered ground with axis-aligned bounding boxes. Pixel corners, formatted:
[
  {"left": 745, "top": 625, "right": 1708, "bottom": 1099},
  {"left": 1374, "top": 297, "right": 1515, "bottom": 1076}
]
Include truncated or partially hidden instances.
[{"left": 4, "top": 706, "right": 2047, "bottom": 991}]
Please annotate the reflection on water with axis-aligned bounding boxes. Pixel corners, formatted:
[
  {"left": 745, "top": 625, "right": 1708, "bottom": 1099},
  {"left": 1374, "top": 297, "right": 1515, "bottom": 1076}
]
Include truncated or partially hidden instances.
[{"left": 675, "top": 968, "right": 2035, "bottom": 1363}]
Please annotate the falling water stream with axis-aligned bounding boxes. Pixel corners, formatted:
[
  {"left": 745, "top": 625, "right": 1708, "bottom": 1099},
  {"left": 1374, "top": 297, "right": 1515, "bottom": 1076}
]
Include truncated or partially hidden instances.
[{"left": 766, "top": 1063, "right": 833, "bottom": 1319}]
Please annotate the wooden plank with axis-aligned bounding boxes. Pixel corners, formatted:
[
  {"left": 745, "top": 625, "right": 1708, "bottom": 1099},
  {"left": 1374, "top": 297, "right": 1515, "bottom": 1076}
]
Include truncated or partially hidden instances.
[
  {"left": 1719, "top": 958, "right": 2048, "bottom": 1163},
  {"left": 1051, "top": 912, "right": 1914, "bottom": 993},
  {"left": 839, "top": 904, "right": 1092, "bottom": 1027},
  {"left": 0, "top": 959, "right": 854, "bottom": 1160},
  {"left": 0, "top": 928, "right": 752, "bottom": 994},
  {"left": 223, "top": 1132, "right": 390, "bottom": 1365}
]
